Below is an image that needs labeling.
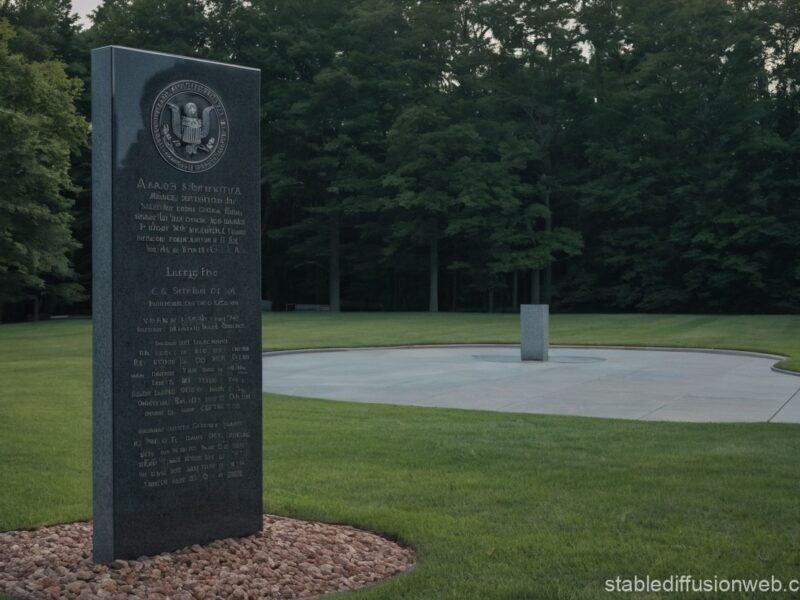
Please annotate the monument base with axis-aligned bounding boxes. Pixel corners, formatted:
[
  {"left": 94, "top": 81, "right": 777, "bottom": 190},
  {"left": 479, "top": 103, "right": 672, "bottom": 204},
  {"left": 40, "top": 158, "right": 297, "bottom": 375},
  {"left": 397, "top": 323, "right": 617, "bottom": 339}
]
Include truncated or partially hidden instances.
[{"left": 0, "top": 515, "right": 414, "bottom": 599}]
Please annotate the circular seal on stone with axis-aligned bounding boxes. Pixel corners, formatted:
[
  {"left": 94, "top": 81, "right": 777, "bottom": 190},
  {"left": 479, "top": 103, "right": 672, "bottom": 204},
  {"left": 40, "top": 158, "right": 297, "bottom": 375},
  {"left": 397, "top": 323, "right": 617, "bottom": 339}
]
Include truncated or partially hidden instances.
[{"left": 151, "top": 80, "right": 229, "bottom": 173}]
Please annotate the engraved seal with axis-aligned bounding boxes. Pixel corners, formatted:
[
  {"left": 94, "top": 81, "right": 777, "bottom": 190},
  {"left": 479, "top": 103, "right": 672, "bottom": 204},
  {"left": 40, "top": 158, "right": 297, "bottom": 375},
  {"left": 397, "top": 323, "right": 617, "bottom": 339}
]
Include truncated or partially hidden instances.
[{"left": 151, "top": 80, "right": 228, "bottom": 173}]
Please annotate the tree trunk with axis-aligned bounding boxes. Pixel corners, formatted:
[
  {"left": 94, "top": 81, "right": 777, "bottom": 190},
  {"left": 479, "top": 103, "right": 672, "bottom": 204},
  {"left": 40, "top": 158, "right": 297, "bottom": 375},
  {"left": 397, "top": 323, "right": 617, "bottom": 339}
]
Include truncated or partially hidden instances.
[
  {"left": 261, "top": 188, "right": 271, "bottom": 302},
  {"left": 328, "top": 217, "right": 340, "bottom": 312},
  {"left": 392, "top": 269, "right": 398, "bottom": 311},
  {"left": 488, "top": 289, "right": 494, "bottom": 313},
  {"left": 32, "top": 296, "right": 41, "bottom": 321},
  {"left": 530, "top": 269, "right": 541, "bottom": 304},
  {"left": 451, "top": 270, "right": 457, "bottom": 312},
  {"left": 543, "top": 181, "right": 553, "bottom": 304},
  {"left": 428, "top": 238, "right": 438, "bottom": 312},
  {"left": 543, "top": 264, "right": 552, "bottom": 305},
  {"left": 512, "top": 271, "right": 518, "bottom": 312}
]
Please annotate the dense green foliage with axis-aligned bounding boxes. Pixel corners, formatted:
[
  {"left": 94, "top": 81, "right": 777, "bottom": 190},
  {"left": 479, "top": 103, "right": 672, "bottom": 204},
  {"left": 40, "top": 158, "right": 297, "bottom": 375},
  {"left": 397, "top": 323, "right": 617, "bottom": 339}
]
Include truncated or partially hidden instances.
[
  {"left": 1, "top": 0, "right": 799, "bottom": 318},
  {"left": 570, "top": 1, "right": 800, "bottom": 313},
  {"left": 2, "top": 317, "right": 800, "bottom": 599},
  {"left": 0, "top": 16, "right": 88, "bottom": 321}
]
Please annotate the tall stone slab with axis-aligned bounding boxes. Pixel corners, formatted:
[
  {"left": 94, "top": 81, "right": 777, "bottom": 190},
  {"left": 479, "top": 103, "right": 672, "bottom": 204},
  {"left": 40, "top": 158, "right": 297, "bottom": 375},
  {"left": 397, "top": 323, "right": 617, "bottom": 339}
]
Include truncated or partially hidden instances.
[
  {"left": 521, "top": 304, "right": 549, "bottom": 361},
  {"left": 92, "top": 46, "right": 262, "bottom": 562}
]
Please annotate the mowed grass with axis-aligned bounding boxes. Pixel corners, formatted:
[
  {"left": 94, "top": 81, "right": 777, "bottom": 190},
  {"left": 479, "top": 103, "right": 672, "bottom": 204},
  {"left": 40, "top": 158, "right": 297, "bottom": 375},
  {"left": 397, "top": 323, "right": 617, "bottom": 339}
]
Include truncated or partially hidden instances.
[{"left": 1, "top": 313, "right": 800, "bottom": 599}]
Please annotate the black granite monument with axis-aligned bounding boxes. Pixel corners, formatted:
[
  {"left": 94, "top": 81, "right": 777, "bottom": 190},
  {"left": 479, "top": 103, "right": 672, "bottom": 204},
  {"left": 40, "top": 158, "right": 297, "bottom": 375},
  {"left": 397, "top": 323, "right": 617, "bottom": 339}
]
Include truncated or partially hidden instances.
[{"left": 92, "top": 46, "right": 262, "bottom": 562}]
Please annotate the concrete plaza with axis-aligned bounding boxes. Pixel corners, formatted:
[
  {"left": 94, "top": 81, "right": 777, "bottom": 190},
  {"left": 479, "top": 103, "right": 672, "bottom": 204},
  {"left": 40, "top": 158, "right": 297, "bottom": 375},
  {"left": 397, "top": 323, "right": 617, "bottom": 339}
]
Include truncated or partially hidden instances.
[{"left": 262, "top": 346, "right": 800, "bottom": 423}]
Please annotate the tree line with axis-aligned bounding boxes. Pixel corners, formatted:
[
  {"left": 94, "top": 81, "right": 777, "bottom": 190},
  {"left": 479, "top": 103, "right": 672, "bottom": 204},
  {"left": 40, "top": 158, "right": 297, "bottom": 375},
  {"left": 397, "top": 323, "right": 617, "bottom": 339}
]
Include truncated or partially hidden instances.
[{"left": 1, "top": 0, "right": 799, "bottom": 320}]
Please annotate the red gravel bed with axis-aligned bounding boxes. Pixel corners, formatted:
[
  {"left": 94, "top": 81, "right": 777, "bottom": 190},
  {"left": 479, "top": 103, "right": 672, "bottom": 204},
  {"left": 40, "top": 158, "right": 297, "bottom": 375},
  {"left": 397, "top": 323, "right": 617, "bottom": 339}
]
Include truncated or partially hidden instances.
[{"left": 0, "top": 515, "right": 415, "bottom": 599}]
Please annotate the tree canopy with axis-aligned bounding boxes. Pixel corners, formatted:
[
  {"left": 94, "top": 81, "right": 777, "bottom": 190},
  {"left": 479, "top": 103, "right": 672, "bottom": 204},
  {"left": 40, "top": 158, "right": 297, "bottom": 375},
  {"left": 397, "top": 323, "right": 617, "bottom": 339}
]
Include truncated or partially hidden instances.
[
  {"left": 1, "top": 0, "right": 798, "bottom": 319},
  {"left": 0, "top": 18, "right": 88, "bottom": 319}
]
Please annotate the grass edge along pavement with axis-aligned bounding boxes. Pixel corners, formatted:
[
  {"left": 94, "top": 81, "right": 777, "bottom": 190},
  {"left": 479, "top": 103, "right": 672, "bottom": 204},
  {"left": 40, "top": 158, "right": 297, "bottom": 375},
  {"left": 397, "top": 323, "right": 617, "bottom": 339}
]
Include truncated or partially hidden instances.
[
  {"left": 2, "top": 313, "right": 800, "bottom": 599},
  {"left": 256, "top": 312, "right": 800, "bottom": 372},
  {"left": 0, "top": 312, "right": 798, "bottom": 370}
]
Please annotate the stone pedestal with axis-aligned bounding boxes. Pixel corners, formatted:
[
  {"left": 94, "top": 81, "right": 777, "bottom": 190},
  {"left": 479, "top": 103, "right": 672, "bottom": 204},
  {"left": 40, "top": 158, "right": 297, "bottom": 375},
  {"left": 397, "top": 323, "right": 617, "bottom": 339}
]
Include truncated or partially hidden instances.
[{"left": 521, "top": 304, "right": 549, "bottom": 361}]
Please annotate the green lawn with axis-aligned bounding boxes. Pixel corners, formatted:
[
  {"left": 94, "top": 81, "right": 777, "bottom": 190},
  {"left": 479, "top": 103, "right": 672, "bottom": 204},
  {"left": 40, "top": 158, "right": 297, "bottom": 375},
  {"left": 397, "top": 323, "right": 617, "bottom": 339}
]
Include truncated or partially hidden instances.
[{"left": 1, "top": 313, "right": 800, "bottom": 599}]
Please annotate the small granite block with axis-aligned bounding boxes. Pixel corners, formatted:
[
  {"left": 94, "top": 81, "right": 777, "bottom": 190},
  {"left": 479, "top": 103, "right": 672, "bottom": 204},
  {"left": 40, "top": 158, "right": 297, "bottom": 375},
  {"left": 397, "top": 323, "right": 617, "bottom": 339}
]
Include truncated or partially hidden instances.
[{"left": 521, "top": 304, "right": 549, "bottom": 361}]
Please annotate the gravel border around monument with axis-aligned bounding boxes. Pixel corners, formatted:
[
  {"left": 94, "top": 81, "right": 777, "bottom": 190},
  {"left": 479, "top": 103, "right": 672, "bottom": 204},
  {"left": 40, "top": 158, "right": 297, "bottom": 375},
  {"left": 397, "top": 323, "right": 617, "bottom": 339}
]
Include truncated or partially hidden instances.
[{"left": 0, "top": 515, "right": 415, "bottom": 599}]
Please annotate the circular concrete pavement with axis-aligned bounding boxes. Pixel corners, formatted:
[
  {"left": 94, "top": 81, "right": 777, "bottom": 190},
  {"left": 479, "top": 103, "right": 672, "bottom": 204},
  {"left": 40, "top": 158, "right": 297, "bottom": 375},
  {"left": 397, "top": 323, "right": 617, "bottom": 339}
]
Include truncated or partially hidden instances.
[{"left": 262, "top": 346, "right": 800, "bottom": 423}]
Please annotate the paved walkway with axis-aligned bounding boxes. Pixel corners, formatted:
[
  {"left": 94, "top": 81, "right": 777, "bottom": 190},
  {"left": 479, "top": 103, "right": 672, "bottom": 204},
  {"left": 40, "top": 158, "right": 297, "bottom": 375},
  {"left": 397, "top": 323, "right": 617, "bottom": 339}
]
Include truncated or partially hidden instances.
[{"left": 262, "top": 346, "right": 800, "bottom": 423}]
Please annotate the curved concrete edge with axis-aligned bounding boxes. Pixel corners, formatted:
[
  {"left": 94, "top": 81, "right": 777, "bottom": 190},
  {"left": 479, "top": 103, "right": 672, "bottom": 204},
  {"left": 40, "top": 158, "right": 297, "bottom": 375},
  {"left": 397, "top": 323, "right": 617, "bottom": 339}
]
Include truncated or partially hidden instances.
[
  {"left": 262, "top": 343, "right": 800, "bottom": 376},
  {"left": 772, "top": 365, "right": 800, "bottom": 377},
  {"left": 262, "top": 343, "right": 517, "bottom": 357}
]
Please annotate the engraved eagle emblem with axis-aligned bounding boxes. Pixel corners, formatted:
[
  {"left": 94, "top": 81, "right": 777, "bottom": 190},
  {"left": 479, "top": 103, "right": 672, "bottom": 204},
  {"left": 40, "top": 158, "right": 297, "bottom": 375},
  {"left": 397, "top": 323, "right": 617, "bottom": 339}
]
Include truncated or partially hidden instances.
[
  {"left": 152, "top": 80, "right": 228, "bottom": 172},
  {"left": 164, "top": 101, "right": 216, "bottom": 155}
]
